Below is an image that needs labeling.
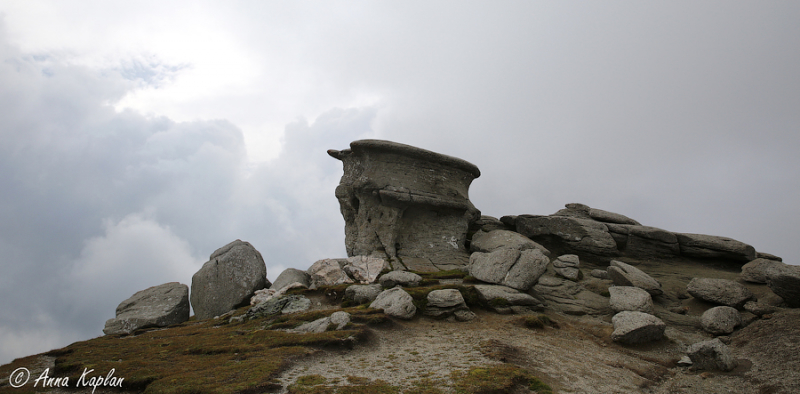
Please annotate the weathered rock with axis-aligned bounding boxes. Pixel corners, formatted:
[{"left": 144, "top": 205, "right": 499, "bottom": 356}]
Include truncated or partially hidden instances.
[
  {"left": 329, "top": 140, "right": 481, "bottom": 270},
  {"left": 469, "top": 215, "right": 510, "bottom": 233},
  {"left": 271, "top": 268, "right": 311, "bottom": 291},
  {"left": 611, "top": 311, "right": 666, "bottom": 345},
  {"left": 588, "top": 207, "right": 641, "bottom": 226},
  {"left": 590, "top": 269, "right": 609, "bottom": 279},
  {"left": 687, "top": 277, "right": 754, "bottom": 308},
  {"left": 687, "top": 338, "right": 737, "bottom": 371},
  {"left": 103, "top": 282, "right": 190, "bottom": 335},
  {"left": 424, "top": 289, "right": 470, "bottom": 319},
  {"left": 756, "top": 251, "right": 782, "bottom": 261},
  {"left": 379, "top": 270, "right": 422, "bottom": 288},
  {"left": 251, "top": 282, "right": 306, "bottom": 305},
  {"left": 515, "top": 214, "right": 618, "bottom": 257},
  {"left": 607, "top": 260, "right": 663, "bottom": 296},
  {"left": 191, "top": 240, "right": 269, "bottom": 320},
  {"left": 469, "top": 248, "right": 549, "bottom": 291},
  {"left": 766, "top": 265, "right": 800, "bottom": 307},
  {"left": 740, "top": 258, "right": 786, "bottom": 284},
  {"left": 290, "top": 311, "right": 351, "bottom": 334},
  {"left": 308, "top": 258, "right": 354, "bottom": 288},
  {"left": 345, "top": 284, "right": 383, "bottom": 305},
  {"left": 453, "top": 309, "right": 477, "bottom": 321},
  {"left": 625, "top": 225, "right": 681, "bottom": 257},
  {"left": 343, "top": 256, "right": 389, "bottom": 284},
  {"left": 470, "top": 229, "right": 549, "bottom": 255},
  {"left": 370, "top": 287, "right": 417, "bottom": 319},
  {"left": 676, "top": 233, "right": 756, "bottom": 262},
  {"left": 700, "top": 306, "right": 742, "bottom": 335},
  {"left": 533, "top": 276, "right": 611, "bottom": 316},
  {"left": 743, "top": 301, "right": 776, "bottom": 317},
  {"left": 473, "top": 284, "right": 544, "bottom": 314},
  {"left": 609, "top": 286, "right": 653, "bottom": 313},
  {"left": 247, "top": 295, "right": 311, "bottom": 319},
  {"left": 552, "top": 254, "right": 581, "bottom": 281}
]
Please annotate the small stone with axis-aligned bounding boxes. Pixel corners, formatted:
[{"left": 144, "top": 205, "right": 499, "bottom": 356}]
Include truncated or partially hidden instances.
[
  {"left": 687, "top": 338, "right": 737, "bottom": 372},
  {"left": 700, "top": 306, "right": 741, "bottom": 335},
  {"left": 611, "top": 311, "right": 666, "bottom": 345}
]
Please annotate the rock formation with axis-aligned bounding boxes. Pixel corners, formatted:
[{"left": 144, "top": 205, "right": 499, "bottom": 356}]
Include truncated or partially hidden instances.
[
  {"left": 328, "top": 139, "right": 481, "bottom": 271},
  {"left": 190, "top": 239, "right": 269, "bottom": 320},
  {"left": 103, "top": 282, "right": 189, "bottom": 335}
]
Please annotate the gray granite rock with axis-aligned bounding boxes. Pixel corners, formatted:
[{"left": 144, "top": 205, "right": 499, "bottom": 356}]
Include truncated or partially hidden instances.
[
  {"left": 700, "top": 306, "right": 742, "bottom": 335},
  {"left": 611, "top": 311, "right": 666, "bottom": 345},
  {"left": 247, "top": 295, "right": 311, "bottom": 319},
  {"left": 473, "top": 284, "right": 544, "bottom": 314},
  {"left": 687, "top": 277, "right": 754, "bottom": 308},
  {"left": 308, "top": 258, "right": 354, "bottom": 288},
  {"left": 343, "top": 256, "right": 389, "bottom": 284},
  {"left": 552, "top": 254, "right": 581, "bottom": 281},
  {"left": 289, "top": 311, "right": 351, "bottom": 334},
  {"left": 607, "top": 260, "right": 663, "bottom": 296},
  {"left": 345, "top": 284, "right": 383, "bottom": 305},
  {"left": 379, "top": 270, "right": 422, "bottom": 288},
  {"left": 190, "top": 240, "right": 269, "bottom": 320},
  {"left": 766, "top": 264, "right": 800, "bottom": 307},
  {"left": 469, "top": 248, "right": 549, "bottom": 291},
  {"left": 609, "top": 286, "right": 653, "bottom": 313},
  {"left": 370, "top": 287, "right": 417, "bottom": 319},
  {"left": 740, "top": 258, "right": 785, "bottom": 284},
  {"left": 103, "top": 282, "right": 190, "bottom": 335},
  {"left": 424, "top": 289, "right": 470, "bottom": 319},
  {"left": 271, "top": 268, "right": 311, "bottom": 291},
  {"left": 687, "top": 338, "right": 737, "bottom": 371},
  {"left": 470, "top": 229, "right": 549, "bottom": 255},
  {"left": 676, "top": 233, "right": 756, "bottom": 262}
]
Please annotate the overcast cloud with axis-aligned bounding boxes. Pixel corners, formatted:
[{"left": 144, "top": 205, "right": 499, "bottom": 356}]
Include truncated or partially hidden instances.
[{"left": 1, "top": 1, "right": 799, "bottom": 364}]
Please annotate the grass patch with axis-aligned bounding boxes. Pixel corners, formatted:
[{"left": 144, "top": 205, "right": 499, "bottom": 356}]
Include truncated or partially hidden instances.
[
  {"left": 521, "top": 314, "right": 560, "bottom": 330},
  {"left": 451, "top": 364, "right": 553, "bottom": 394},
  {"left": 417, "top": 269, "right": 468, "bottom": 280},
  {"left": 488, "top": 297, "right": 510, "bottom": 308}
]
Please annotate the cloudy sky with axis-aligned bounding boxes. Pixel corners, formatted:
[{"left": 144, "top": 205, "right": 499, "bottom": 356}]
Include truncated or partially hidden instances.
[{"left": 1, "top": 1, "right": 798, "bottom": 364}]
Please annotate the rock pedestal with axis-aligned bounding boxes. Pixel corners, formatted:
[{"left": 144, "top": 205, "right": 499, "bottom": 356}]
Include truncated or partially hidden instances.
[{"left": 328, "top": 140, "right": 481, "bottom": 271}]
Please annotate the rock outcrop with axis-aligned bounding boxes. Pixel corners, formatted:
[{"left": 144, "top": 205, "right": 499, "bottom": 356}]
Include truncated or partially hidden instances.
[
  {"left": 329, "top": 140, "right": 481, "bottom": 271},
  {"left": 469, "top": 229, "right": 549, "bottom": 255},
  {"left": 552, "top": 254, "right": 581, "bottom": 281},
  {"left": 191, "top": 240, "right": 269, "bottom": 320},
  {"left": 104, "top": 282, "right": 190, "bottom": 335},
  {"left": 307, "top": 258, "right": 354, "bottom": 288}
]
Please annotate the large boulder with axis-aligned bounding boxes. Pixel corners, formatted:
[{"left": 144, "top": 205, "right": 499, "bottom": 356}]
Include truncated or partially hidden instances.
[
  {"left": 766, "top": 265, "right": 800, "bottom": 307},
  {"left": 624, "top": 225, "right": 680, "bottom": 258},
  {"left": 606, "top": 260, "right": 663, "bottom": 296},
  {"left": 343, "top": 256, "right": 389, "bottom": 284},
  {"left": 609, "top": 286, "right": 653, "bottom": 313},
  {"left": 740, "top": 258, "right": 785, "bottom": 284},
  {"left": 103, "top": 282, "right": 190, "bottom": 335},
  {"left": 473, "top": 284, "right": 544, "bottom": 314},
  {"left": 611, "top": 311, "right": 666, "bottom": 345},
  {"left": 533, "top": 276, "right": 611, "bottom": 316},
  {"left": 379, "top": 271, "right": 422, "bottom": 288},
  {"left": 328, "top": 140, "right": 481, "bottom": 270},
  {"left": 700, "top": 306, "right": 742, "bottom": 335},
  {"left": 515, "top": 214, "right": 618, "bottom": 257},
  {"left": 687, "top": 338, "right": 737, "bottom": 371},
  {"left": 686, "top": 277, "right": 754, "bottom": 308},
  {"left": 469, "top": 248, "right": 549, "bottom": 291},
  {"left": 552, "top": 254, "right": 581, "bottom": 281},
  {"left": 676, "top": 233, "right": 756, "bottom": 262},
  {"left": 470, "top": 229, "right": 549, "bottom": 255},
  {"left": 271, "top": 268, "right": 311, "bottom": 292},
  {"left": 191, "top": 240, "right": 269, "bottom": 320},
  {"left": 307, "top": 258, "right": 354, "bottom": 288},
  {"left": 370, "top": 287, "right": 417, "bottom": 319}
]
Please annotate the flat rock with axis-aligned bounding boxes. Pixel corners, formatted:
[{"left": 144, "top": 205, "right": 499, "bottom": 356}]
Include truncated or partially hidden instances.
[
  {"left": 345, "top": 284, "right": 383, "bottom": 305},
  {"left": 700, "top": 306, "right": 742, "bottom": 335},
  {"left": 611, "top": 311, "right": 666, "bottom": 345},
  {"left": 379, "top": 271, "right": 422, "bottom": 288},
  {"left": 588, "top": 207, "right": 641, "bottom": 225},
  {"left": 766, "top": 265, "right": 800, "bottom": 307},
  {"left": 370, "top": 287, "right": 417, "bottom": 319},
  {"left": 270, "top": 268, "right": 311, "bottom": 291},
  {"left": 625, "top": 225, "right": 681, "bottom": 257},
  {"left": 743, "top": 301, "right": 776, "bottom": 317},
  {"left": 687, "top": 277, "right": 754, "bottom": 308},
  {"left": 590, "top": 269, "right": 609, "bottom": 279},
  {"left": 533, "top": 276, "right": 611, "bottom": 316},
  {"left": 470, "top": 229, "right": 549, "bottom": 255},
  {"left": 740, "top": 258, "right": 785, "bottom": 284},
  {"left": 473, "top": 284, "right": 544, "bottom": 314},
  {"left": 424, "top": 289, "right": 470, "bottom": 319},
  {"left": 607, "top": 260, "right": 663, "bottom": 296},
  {"left": 308, "top": 258, "right": 354, "bottom": 288},
  {"left": 676, "top": 233, "right": 756, "bottom": 262},
  {"left": 469, "top": 248, "right": 549, "bottom": 291},
  {"left": 290, "top": 311, "right": 351, "bottom": 334},
  {"left": 687, "top": 338, "right": 737, "bottom": 371},
  {"left": 515, "top": 214, "right": 619, "bottom": 257},
  {"left": 103, "top": 282, "right": 190, "bottom": 335},
  {"left": 190, "top": 240, "right": 269, "bottom": 320},
  {"left": 609, "top": 286, "right": 653, "bottom": 313},
  {"left": 247, "top": 295, "right": 311, "bottom": 319}
]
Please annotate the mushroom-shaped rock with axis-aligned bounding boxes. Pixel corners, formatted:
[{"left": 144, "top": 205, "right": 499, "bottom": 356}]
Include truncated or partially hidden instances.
[
  {"left": 611, "top": 311, "right": 666, "bottom": 345},
  {"left": 329, "top": 140, "right": 481, "bottom": 271},
  {"left": 607, "top": 260, "right": 662, "bottom": 296},
  {"left": 609, "top": 286, "right": 653, "bottom": 313},
  {"left": 104, "top": 282, "right": 190, "bottom": 335},
  {"left": 379, "top": 271, "right": 423, "bottom": 288},
  {"left": 191, "top": 240, "right": 269, "bottom": 320},
  {"left": 687, "top": 338, "right": 737, "bottom": 372},
  {"left": 370, "top": 287, "right": 417, "bottom": 319},
  {"left": 686, "top": 277, "right": 754, "bottom": 308},
  {"left": 469, "top": 248, "right": 549, "bottom": 291},
  {"left": 700, "top": 306, "right": 742, "bottom": 335}
]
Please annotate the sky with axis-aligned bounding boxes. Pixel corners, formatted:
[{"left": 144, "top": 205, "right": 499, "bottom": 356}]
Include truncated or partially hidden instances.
[{"left": 1, "top": 1, "right": 798, "bottom": 365}]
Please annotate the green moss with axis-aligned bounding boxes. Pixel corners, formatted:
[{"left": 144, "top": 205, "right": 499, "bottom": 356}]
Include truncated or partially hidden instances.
[
  {"left": 522, "top": 314, "right": 559, "bottom": 330},
  {"left": 417, "top": 269, "right": 467, "bottom": 280},
  {"left": 451, "top": 364, "right": 552, "bottom": 394},
  {"left": 488, "top": 297, "right": 510, "bottom": 308}
]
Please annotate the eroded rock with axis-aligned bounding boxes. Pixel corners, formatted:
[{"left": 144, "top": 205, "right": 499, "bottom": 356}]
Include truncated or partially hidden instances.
[
  {"left": 271, "top": 268, "right": 311, "bottom": 291},
  {"left": 766, "top": 265, "right": 800, "bottom": 308},
  {"left": 687, "top": 277, "right": 754, "bottom": 308},
  {"left": 345, "top": 284, "right": 383, "bottom": 305},
  {"left": 308, "top": 258, "right": 354, "bottom": 288},
  {"left": 607, "top": 260, "right": 663, "bottom": 296},
  {"left": 700, "top": 306, "right": 742, "bottom": 335},
  {"left": 609, "top": 286, "right": 653, "bottom": 313},
  {"left": 104, "top": 282, "right": 189, "bottom": 335},
  {"left": 424, "top": 289, "right": 471, "bottom": 320},
  {"left": 473, "top": 284, "right": 544, "bottom": 314},
  {"left": 469, "top": 248, "right": 549, "bottom": 291},
  {"left": 370, "top": 287, "right": 417, "bottom": 319},
  {"left": 379, "top": 271, "right": 422, "bottom": 288},
  {"left": 687, "top": 338, "right": 737, "bottom": 371},
  {"left": 470, "top": 229, "right": 549, "bottom": 255},
  {"left": 611, "top": 311, "right": 666, "bottom": 345},
  {"left": 552, "top": 254, "right": 581, "bottom": 281}
]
